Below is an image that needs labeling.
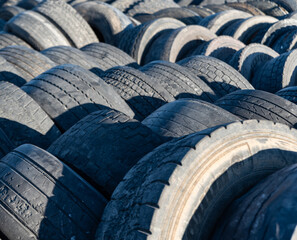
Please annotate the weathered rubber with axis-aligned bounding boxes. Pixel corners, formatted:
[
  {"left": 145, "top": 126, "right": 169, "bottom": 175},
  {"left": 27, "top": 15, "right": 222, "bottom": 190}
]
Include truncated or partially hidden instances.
[
  {"left": 0, "top": 5, "right": 24, "bottom": 21},
  {"left": 34, "top": 0, "right": 98, "bottom": 48},
  {"left": 96, "top": 120, "right": 297, "bottom": 240},
  {"left": 101, "top": 66, "right": 175, "bottom": 120},
  {"left": 0, "top": 144, "right": 107, "bottom": 240},
  {"left": 226, "top": 2, "right": 265, "bottom": 15},
  {"left": 22, "top": 64, "right": 134, "bottom": 132},
  {"left": 186, "top": 5, "right": 215, "bottom": 18},
  {"left": 248, "top": 0, "right": 288, "bottom": 17},
  {"left": 178, "top": 55, "right": 254, "bottom": 98},
  {"left": 215, "top": 89, "right": 297, "bottom": 128},
  {"left": 0, "top": 81, "right": 61, "bottom": 148},
  {"left": 0, "top": 31, "right": 31, "bottom": 49},
  {"left": 276, "top": 86, "right": 297, "bottom": 104},
  {"left": 48, "top": 109, "right": 165, "bottom": 197},
  {"left": 142, "top": 98, "right": 241, "bottom": 138}
]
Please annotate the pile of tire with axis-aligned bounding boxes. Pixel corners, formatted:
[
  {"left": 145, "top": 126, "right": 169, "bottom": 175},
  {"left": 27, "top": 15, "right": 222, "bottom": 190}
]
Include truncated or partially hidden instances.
[{"left": 0, "top": 0, "right": 297, "bottom": 239}]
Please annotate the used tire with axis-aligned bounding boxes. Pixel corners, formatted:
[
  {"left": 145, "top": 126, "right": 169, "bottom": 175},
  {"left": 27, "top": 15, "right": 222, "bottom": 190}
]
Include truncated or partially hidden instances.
[
  {"left": 97, "top": 120, "right": 297, "bottom": 240},
  {"left": 0, "top": 144, "right": 107, "bottom": 240},
  {"left": 276, "top": 86, "right": 297, "bottom": 104}
]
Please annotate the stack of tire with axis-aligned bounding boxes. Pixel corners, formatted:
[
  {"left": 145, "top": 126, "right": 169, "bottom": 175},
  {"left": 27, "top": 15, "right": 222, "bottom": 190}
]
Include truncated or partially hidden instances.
[{"left": 0, "top": 0, "right": 297, "bottom": 239}]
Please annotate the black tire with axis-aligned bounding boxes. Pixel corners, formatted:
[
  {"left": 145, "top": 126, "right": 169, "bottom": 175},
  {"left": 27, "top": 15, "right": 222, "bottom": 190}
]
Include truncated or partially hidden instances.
[
  {"left": 203, "top": 4, "right": 234, "bottom": 12},
  {"left": 142, "top": 98, "right": 241, "bottom": 138},
  {"left": 222, "top": 15, "right": 278, "bottom": 44},
  {"left": 178, "top": 55, "right": 254, "bottom": 98},
  {"left": 261, "top": 19, "right": 297, "bottom": 47},
  {"left": 101, "top": 66, "right": 175, "bottom": 120},
  {"left": 22, "top": 64, "right": 134, "bottom": 132},
  {"left": 48, "top": 109, "right": 165, "bottom": 198},
  {"left": 0, "top": 45, "right": 56, "bottom": 82},
  {"left": 117, "top": 17, "right": 185, "bottom": 64},
  {"left": 271, "top": 28, "right": 297, "bottom": 53},
  {"left": 0, "top": 31, "right": 31, "bottom": 48},
  {"left": 252, "top": 49, "right": 297, "bottom": 93},
  {"left": 213, "top": 163, "right": 297, "bottom": 240},
  {"left": 96, "top": 120, "right": 297, "bottom": 240},
  {"left": 0, "top": 5, "right": 24, "bottom": 21},
  {"left": 41, "top": 46, "right": 104, "bottom": 76},
  {"left": 143, "top": 25, "right": 216, "bottom": 64},
  {"left": 0, "top": 128, "right": 14, "bottom": 159},
  {"left": 81, "top": 42, "right": 139, "bottom": 70},
  {"left": 276, "top": 86, "right": 297, "bottom": 104},
  {"left": 34, "top": 0, "right": 98, "bottom": 48},
  {"left": 199, "top": 10, "right": 252, "bottom": 35},
  {"left": 5, "top": 10, "right": 71, "bottom": 50},
  {"left": 0, "top": 54, "right": 26, "bottom": 87},
  {"left": 0, "top": 81, "right": 61, "bottom": 148},
  {"left": 140, "top": 60, "right": 218, "bottom": 102},
  {"left": 215, "top": 89, "right": 297, "bottom": 128},
  {"left": 0, "top": 144, "right": 107, "bottom": 240},
  {"left": 192, "top": 36, "right": 245, "bottom": 63},
  {"left": 229, "top": 43, "right": 279, "bottom": 82},
  {"left": 226, "top": 2, "right": 265, "bottom": 15},
  {"left": 73, "top": 1, "right": 132, "bottom": 45},
  {"left": 186, "top": 5, "right": 215, "bottom": 18},
  {"left": 248, "top": 0, "right": 289, "bottom": 17}
]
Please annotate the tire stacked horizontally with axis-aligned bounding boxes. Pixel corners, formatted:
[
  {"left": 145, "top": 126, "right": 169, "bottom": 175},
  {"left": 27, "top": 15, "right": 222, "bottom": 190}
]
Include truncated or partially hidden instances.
[{"left": 0, "top": 0, "right": 297, "bottom": 240}]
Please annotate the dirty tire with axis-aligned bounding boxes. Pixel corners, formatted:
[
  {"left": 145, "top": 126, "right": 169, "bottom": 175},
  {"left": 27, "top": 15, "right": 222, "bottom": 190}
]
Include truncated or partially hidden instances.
[
  {"left": 140, "top": 60, "right": 218, "bottom": 102},
  {"left": 0, "top": 144, "right": 107, "bottom": 240},
  {"left": 101, "top": 66, "right": 175, "bottom": 120},
  {"left": 213, "top": 163, "right": 297, "bottom": 240},
  {"left": 22, "top": 64, "right": 134, "bottom": 132},
  {"left": 81, "top": 42, "right": 139, "bottom": 70},
  {"left": 0, "top": 128, "right": 14, "bottom": 159},
  {"left": 34, "top": 0, "right": 98, "bottom": 48},
  {"left": 276, "top": 86, "right": 297, "bottom": 104},
  {"left": 0, "top": 45, "right": 56, "bottom": 82},
  {"left": 74, "top": 1, "right": 132, "bottom": 45},
  {"left": 0, "top": 81, "right": 61, "bottom": 148},
  {"left": 252, "top": 49, "right": 297, "bottom": 93},
  {"left": 48, "top": 109, "right": 165, "bottom": 198},
  {"left": 0, "top": 5, "right": 24, "bottom": 21},
  {"left": 142, "top": 98, "right": 241, "bottom": 138},
  {"left": 143, "top": 25, "right": 216, "bottom": 64},
  {"left": 226, "top": 2, "right": 265, "bottom": 15},
  {"left": 178, "top": 55, "right": 254, "bottom": 98},
  {"left": 186, "top": 5, "right": 215, "bottom": 18},
  {"left": 248, "top": 0, "right": 288, "bottom": 17},
  {"left": 229, "top": 43, "right": 279, "bottom": 82},
  {"left": 215, "top": 89, "right": 297, "bottom": 128},
  {"left": 271, "top": 28, "right": 297, "bottom": 54},
  {"left": 96, "top": 120, "right": 297, "bottom": 240},
  {"left": 118, "top": 17, "right": 185, "bottom": 64}
]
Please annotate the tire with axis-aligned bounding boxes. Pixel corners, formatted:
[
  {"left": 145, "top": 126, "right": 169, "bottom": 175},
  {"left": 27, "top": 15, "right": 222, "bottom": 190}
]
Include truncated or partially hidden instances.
[
  {"left": 215, "top": 89, "right": 297, "bottom": 128},
  {"left": 143, "top": 25, "right": 216, "bottom": 64},
  {"left": 248, "top": 0, "right": 288, "bottom": 17},
  {"left": 252, "top": 49, "right": 297, "bottom": 93},
  {"left": 203, "top": 4, "right": 234, "bottom": 12},
  {"left": 96, "top": 120, "right": 297, "bottom": 240},
  {"left": 0, "top": 31, "right": 31, "bottom": 49},
  {"left": 117, "top": 17, "right": 185, "bottom": 64},
  {"left": 0, "top": 54, "right": 26, "bottom": 87},
  {"left": 192, "top": 36, "right": 245, "bottom": 63},
  {"left": 222, "top": 15, "right": 278, "bottom": 44},
  {"left": 22, "top": 64, "right": 134, "bottom": 132},
  {"left": 261, "top": 19, "right": 297, "bottom": 47},
  {"left": 41, "top": 46, "right": 104, "bottom": 76},
  {"left": 0, "top": 128, "right": 14, "bottom": 159},
  {"left": 0, "top": 45, "right": 56, "bottom": 82},
  {"left": 0, "top": 81, "right": 61, "bottom": 148},
  {"left": 48, "top": 109, "right": 165, "bottom": 198},
  {"left": 226, "top": 2, "right": 265, "bottom": 15},
  {"left": 34, "top": 0, "right": 98, "bottom": 48},
  {"left": 213, "top": 163, "right": 297, "bottom": 240},
  {"left": 0, "top": 144, "right": 107, "bottom": 240},
  {"left": 276, "top": 86, "right": 297, "bottom": 104},
  {"left": 5, "top": 10, "right": 71, "bottom": 50},
  {"left": 81, "top": 42, "right": 139, "bottom": 70},
  {"left": 0, "top": 5, "right": 24, "bottom": 21},
  {"left": 73, "top": 1, "right": 132, "bottom": 45},
  {"left": 271, "top": 28, "right": 297, "bottom": 53},
  {"left": 186, "top": 5, "right": 215, "bottom": 18},
  {"left": 229, "top": 43, "right": 279, "bottom": 82},
  {"left": 101, "top": 66, "right": 175, "bottom": 120},
  {"left": 140, "top": 60, "right": 218, "bottom": 102},
  {"left": 142, "top": 98, "right": 241, "bottom": 138},
  {"left": 199, "top": 10, "right": 252, "bottom": 35},
  {"left": 178, "top": 55, "right": 254, "bottom": 98},
  {"left": 111, "top": 0, "right": 180, "bottom": 17}
]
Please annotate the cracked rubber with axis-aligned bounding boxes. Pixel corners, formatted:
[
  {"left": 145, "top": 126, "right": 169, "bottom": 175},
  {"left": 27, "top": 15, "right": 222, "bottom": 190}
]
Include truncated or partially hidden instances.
[
  {"left": 48, "top": 109, "right": 165, "bottom": 198},
  {"left": 142, "top": 98, "right": 241, "bottom": 138},
  {"left": 0, "top": 144, "right": 107, "bottom": 240},
  {"left": 96, "top": 120, "right": 297, "bottom": 240},
  {"left": 215, "top": 89, "right": 297, "bottom": 128},
  {"left": 22, "top": 64, "right": 134, "bottom": 132},
  {"left": 178, "top": 55, "right": 254, "bottom": 98}
]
